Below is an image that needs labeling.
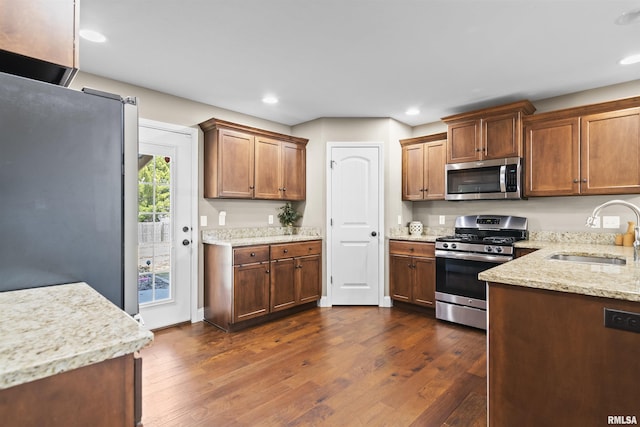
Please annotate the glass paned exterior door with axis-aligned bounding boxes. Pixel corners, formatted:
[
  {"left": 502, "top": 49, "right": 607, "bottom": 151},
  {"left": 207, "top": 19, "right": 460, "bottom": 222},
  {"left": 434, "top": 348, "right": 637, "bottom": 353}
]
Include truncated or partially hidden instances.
[{"left": 138, "top": 154, "right": 172, "bottom": 304}]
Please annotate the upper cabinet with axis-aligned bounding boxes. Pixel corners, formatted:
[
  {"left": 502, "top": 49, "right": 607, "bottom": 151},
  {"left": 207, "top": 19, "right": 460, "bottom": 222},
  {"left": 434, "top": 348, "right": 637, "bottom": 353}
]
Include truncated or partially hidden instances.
[
  {"left": 199, "top": 118, "right": 307, "bottom": 200},
  {"left": 400, "top": 133, "right": 446, "bottom": 201},
  {"left": 442, "top": 100, "right": 536, "bottom": 163},
  {"left": 524, "top": 97, "right": 640, "bottom": 197},
  {"left": 0, "top": 0, "right": 78, "bottom": 86}
]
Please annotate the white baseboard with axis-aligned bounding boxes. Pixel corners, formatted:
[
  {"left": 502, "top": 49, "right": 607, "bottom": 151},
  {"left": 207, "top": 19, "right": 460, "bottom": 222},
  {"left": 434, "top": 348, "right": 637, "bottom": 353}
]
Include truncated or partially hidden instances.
[
  {"left": 319, "top": 296, "right": 332, "bottom": 307},
  {"left": 380, "top": 296, "right": 393, "bottom": 308},
  {"left": 192, "top": 307, "right": 204, "bottom": 323}
]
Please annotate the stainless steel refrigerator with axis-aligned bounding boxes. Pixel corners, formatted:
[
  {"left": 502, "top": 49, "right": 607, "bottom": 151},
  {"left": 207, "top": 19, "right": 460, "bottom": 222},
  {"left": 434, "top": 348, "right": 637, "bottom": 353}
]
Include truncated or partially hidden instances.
[{"left": 0, "top": 71, "right": 139, "bottom": 315}]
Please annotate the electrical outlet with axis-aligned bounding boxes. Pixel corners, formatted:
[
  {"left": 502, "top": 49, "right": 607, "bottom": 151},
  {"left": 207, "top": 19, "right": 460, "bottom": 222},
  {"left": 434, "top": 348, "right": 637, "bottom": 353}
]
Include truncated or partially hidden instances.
[
  {"left": 218, "top": 211, "right": 226, "bottom": 226},
  {"left": 602, "top": 216, "right": 620, "bottom": 229},
  {"left": 591, "top": 216, "right": 601, "bottom": 228},
  {"left": 397, "top": 215, "right": 402, "bottom": 225},
  {"left": 439, "top": 215, "right": 445, "bottom": 225},
  {"left": 268, "top": 215, "right": 274, "bottom": 225},
  {"left": 604, "top": 308, "right": 640, "bottom": 334},
  {"left": 200, "top": 215, "right": 208, "bottom": 227}
]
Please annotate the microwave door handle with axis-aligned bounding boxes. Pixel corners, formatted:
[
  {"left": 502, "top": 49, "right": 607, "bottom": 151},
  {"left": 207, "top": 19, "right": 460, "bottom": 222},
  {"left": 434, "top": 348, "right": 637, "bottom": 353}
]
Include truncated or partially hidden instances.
[{"left": 499, "top": 165, "right": 506, "bottom": 192}]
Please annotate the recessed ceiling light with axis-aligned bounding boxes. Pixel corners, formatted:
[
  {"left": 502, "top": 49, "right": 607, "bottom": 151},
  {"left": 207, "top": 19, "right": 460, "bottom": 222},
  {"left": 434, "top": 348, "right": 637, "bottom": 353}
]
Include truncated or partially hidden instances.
[
  {"left": 405, "top": 108, "right": 420, "bottom": 116},
  {"left": 615, "top": 8, "right": 640, "bottom": 25},
  {"left": 619, "top": 54, "right": 640, "bottom": 65},
  {"left": 262, "top": 96, "right": 278, "bottom": 104},
  {"left": 79, "top": 29, "right": 107, "bottom": 43}
]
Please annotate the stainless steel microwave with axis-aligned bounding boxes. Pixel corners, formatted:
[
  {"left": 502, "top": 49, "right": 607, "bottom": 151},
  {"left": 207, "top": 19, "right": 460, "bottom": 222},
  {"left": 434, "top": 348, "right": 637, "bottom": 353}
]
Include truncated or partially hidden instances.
[{"left": 445, "top": 157, "right": 523, "bottom": 200}]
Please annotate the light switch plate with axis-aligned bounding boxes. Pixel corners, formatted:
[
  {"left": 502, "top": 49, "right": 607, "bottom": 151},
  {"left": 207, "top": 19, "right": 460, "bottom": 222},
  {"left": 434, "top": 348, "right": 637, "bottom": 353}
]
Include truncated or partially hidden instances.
[
  {"left": 439, "top": 215, "right": 446, "bottom": 225},
  {"left": 200, "top": 215, "right": 208, "bottom": 227},
  {"left": 602, "top": 216, "right": 620, "bottom": 229},
  {"left": 268, "top": 215, "right": 274, "bottom": 225}
]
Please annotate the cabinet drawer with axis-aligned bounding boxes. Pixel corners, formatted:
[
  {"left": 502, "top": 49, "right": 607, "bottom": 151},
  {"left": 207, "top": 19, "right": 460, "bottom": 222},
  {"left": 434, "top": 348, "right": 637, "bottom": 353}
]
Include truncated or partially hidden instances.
[
  {"left": 233, "top": 245, "right": 270, "bottom": 264},
  {"left": 271, "top": 240, "right": 322, "bottom": 260},
  {"left": 389, "top": 240, "right": 435, "bottom": 257}
]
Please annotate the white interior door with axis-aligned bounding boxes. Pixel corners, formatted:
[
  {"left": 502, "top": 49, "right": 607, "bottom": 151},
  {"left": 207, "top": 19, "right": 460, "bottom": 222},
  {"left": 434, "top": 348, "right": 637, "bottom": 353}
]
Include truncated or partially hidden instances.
[
  {"left": 137, "top": 124, "right": 193, "bottom": 329},
  {"left": 328, "top": 144, "right": 382, "bottom": 305}
]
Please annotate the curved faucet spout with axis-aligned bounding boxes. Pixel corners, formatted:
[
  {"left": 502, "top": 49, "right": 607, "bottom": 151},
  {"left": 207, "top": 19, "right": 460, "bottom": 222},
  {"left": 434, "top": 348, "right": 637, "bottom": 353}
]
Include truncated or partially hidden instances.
[{"left": 586, "top": 199, "right": 640, "bottom": 262}]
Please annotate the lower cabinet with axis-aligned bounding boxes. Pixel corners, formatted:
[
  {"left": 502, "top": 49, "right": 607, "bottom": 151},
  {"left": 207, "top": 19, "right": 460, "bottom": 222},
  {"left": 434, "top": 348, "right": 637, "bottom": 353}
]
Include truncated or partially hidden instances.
[
  {"left": 0, "top": 354, "right": 141, "bottom": 427},
  {"left": 389, "top": 240, "right": 436, "bottom": 308},
  {"left": 204, "top": 240, "right": 322, "bottom": 331}
]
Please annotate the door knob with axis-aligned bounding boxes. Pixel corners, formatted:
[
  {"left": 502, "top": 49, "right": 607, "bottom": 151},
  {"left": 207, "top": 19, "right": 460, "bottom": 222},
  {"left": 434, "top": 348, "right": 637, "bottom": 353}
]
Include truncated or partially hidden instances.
[
  {"left": 182, "top": 239, "right": 190, "bottom": 246},
  {"left": 182, "top": 226, "right": 190, "bottom": 232},
  {"left": 371, "top": 231, "right": 377, "bottom": 237}
]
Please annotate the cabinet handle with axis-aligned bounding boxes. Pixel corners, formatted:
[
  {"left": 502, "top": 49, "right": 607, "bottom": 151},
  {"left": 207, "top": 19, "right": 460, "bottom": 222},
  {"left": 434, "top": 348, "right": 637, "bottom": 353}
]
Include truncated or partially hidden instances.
[
  {"left": 573, "top": 179, "right": 579, "bottom": 183},
  {"left": 278, "top": 187, "right": 283, "bottom": 191},
  {"left": 282, "top": 187, "right": 287, "bottom": 191},
  {"left": 249, "top": 185, "right": 255, "bottom": 189},
  {"left": 410, "top": 247, "right": 414, "bottom": 251},
  {"left": 265, "top": 269, "right": 270, "bottom": 274},
  {"left": 284, "top": 249, "right": 288, "bottom": 253},
  {"left": 476, "top": 148, "right": 481, "bottom": 152},
  {"left": 250, "top": 252, "right": 256, "bottom": 257},
  {"left": 582, "top": 178, "right": 587, "bottom": 183}
]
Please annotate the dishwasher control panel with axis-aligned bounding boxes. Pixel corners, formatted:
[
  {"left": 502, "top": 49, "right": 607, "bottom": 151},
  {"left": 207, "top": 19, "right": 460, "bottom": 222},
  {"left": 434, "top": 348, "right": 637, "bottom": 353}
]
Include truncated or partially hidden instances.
[{"left": 604, "top": 308, "right": 640, "bottom": 334}]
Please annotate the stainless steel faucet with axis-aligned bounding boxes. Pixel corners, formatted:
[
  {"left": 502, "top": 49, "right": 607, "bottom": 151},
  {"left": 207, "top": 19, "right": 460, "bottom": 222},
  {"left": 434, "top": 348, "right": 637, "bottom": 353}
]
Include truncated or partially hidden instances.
[{"left": 586, "top": 199, "right": 640, "bottom": 262}]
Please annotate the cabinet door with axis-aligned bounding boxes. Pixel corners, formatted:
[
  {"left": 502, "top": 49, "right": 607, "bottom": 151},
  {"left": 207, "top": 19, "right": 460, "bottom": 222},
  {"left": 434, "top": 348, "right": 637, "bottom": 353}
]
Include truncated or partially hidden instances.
[
  {"left": 281, "top": 142, "right": 306, "bottom": 201},
  {"left": 524, "top": 117, "right": 580, "bottom": 197},
  {"left": 0, "top": 0, "right": 77, "bottom": 68},
  {"left": 270, "top": 258, "right": 296, "bottom": 312},
  {"left": 389, "top": 254, "right": 412, "bottom": 302},
  {"left": 424, "top": 140, "right": 446, "bottom": 200},
  {"left": 233, "top": 262, "right": 270, "bottom": 322},
  {"left": 297, "top": 254, "right": 321, "bottom": 304},
  {"left": 581, "top": 108, "right": 640, "bottom": 195},
  {"left": 402, "top": 143, "right": 425, "bottom": 200},
  {"left": 483, "top": 111, "right": 522, "bottom": 159},
  {"left": 214, "top": 129, "right": 255, "bottom": 198},
  {"left": 254, "top": 136, "right": 282, "bottom": 199},
  {"left": 412, "top": 257, "right": 435, "bottom": 307},
  {"left": 447, "top": 119, "right": 481, "bottom": 163}
]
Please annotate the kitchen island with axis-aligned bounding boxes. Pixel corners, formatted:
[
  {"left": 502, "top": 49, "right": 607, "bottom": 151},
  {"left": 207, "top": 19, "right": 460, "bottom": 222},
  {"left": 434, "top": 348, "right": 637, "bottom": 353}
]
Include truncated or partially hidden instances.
[
  {"left": 480, "top": 242, "right": 640, "bottom": 426},
  {"left": 0, "top": 282, "right": 153, "bottom": 427}
]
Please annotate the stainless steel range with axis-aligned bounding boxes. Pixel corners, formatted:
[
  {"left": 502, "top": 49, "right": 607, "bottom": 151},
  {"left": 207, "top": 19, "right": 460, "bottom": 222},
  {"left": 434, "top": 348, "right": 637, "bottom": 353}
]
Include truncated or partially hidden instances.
[{"left": 435, "top": 215, "right": 528, "bottom": 330}]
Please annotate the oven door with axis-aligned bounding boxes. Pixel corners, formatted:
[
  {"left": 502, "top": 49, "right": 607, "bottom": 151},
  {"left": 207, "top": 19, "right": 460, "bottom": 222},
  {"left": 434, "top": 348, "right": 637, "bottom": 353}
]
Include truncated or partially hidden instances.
[{"left": 435, "top": 250, "right": 512, "bottom": 302}]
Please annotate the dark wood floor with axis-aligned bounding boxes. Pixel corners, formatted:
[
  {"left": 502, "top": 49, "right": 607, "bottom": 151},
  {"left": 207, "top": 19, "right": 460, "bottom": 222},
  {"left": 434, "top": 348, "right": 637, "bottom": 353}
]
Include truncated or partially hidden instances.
[{"left": 141, "top": 306, "right": 487, "bottom": 427}]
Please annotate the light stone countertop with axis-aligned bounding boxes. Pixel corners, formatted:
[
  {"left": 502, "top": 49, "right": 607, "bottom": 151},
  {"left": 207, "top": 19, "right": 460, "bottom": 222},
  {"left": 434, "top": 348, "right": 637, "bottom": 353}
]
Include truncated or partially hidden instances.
[
  {"left": 480, "top": 242, "right": 640, "bottom": 302},
  {"left": 203, "top": 234, "right": 322, "bottom": 247},
  {"left": 0, "top": 282, "right": 154, "bottom": 390},
  {"left": 388, "top": 235, "right": 440, "bottom": 243}
]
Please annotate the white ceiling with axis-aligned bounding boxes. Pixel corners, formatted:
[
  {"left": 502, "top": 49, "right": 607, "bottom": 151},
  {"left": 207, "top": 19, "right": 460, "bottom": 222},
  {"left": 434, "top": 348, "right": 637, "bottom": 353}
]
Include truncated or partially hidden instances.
[{"left": 78, "top": 0, "right": 640, "bottom": 127}]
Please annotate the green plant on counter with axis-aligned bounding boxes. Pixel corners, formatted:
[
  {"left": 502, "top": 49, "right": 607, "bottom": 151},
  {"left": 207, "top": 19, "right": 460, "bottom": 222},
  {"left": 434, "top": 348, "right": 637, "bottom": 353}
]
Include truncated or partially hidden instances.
[{"left": 277, "top": 202, "right": 302, "bottom": 226}]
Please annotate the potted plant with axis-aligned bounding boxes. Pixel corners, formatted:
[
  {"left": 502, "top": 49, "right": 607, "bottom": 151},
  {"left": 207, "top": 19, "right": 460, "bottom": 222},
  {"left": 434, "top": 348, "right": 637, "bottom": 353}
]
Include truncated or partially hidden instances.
[{"left": 277, "top": 202, "right": 302, "bottom": 235}]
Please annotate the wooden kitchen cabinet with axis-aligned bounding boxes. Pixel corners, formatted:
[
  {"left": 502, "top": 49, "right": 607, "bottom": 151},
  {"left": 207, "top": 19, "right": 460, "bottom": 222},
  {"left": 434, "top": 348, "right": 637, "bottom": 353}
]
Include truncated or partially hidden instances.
[
  {"left": 389, "top": 240, "right": 436, "bottom": 308},
  {"left": 442, "top": 100, "right": 535, "bottom": 163},
  {"left": 270, "top": 241, "right": 322, "bottom": 312},
  {"left": 524, "top": 97, "right": 640, "bottom": 197},
  {"left": 400, "top": 132, "right": 446, "bottom": 201},
  {"left": 204, "top": 240, "right": 322, "bottom": 331},
  {"left": 0, "top": 354, "right": 141, "bottom": 427},
  {"left": 199, "top": 118, "right": 308, "bottom": 200},
  {"left": 255, "top": 137, "right": 306, "bottom": 200},
  {"left": 0, "top": 0, "right": 78, "bottom": 86},
  {"left": 488, "top": 282, "right": 640, "bottom": 426}
]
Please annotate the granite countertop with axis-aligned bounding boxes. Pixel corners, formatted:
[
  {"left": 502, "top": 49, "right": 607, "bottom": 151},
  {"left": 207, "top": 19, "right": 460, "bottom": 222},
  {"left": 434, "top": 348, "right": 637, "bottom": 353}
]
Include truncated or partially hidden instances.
[
  {"left": 0, "top": 282, "right": 154, "bottom": 390},
  {"left": 388, "top": 235, "right": 440, "bottom": 243},
  {"left": 203, "top": 234, "right": 322, "bottom": 247},
  {"left": 480, "top": 242, "right": 640, "bottom": 302}
]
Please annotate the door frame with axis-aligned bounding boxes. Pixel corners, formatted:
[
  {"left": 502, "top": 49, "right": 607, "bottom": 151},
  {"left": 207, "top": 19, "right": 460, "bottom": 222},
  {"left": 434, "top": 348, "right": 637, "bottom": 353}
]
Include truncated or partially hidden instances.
[
  {"left": 324, "top": 142, "right": 386, "bottom": 307},
  {"left": 139, "top": 118, "right": 200, "bottom": 324}
]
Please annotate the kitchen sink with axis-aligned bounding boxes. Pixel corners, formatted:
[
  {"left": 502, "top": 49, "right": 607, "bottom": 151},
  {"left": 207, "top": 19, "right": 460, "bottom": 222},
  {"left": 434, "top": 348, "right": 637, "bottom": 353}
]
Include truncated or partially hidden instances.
[{"left": 547, "top": 253, "right": 626, "bottom": 265}]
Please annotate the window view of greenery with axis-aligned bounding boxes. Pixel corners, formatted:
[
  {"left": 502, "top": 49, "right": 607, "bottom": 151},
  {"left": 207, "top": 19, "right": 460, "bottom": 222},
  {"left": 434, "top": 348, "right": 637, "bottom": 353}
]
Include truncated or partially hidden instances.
[{"left": 138, "top": 155, "right": 172, "bottom": 304}]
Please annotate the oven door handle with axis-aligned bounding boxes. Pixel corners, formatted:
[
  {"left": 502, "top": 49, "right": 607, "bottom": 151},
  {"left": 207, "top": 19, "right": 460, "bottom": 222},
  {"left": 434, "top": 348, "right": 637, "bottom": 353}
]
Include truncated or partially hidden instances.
[{"left": 435, "top": 250, "right": 512, "bottom": 264}]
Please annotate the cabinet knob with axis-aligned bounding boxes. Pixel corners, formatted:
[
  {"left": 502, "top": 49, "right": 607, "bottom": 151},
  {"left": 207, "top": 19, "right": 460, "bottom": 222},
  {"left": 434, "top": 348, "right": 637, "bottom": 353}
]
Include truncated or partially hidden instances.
[
  {"left": 573, "top": 179, "right": 579, "bottom": 183},
  {"left": 250, "top": 252, "right": 256, "bottom": 257},
  {"left": 265, "top": 269, "right": 270, "bottom": 274},
  {"left": 582, "top": 178, "right": 587, "bottom": 183},
  {"left": 249, "top": 185, "right": 255, "bottom": 189},
  {"left": 282, "top": 187, "right": 287, "bottom": 191},
  {"left": 284, "top": 249, "right": 288, "bottom": 253}
]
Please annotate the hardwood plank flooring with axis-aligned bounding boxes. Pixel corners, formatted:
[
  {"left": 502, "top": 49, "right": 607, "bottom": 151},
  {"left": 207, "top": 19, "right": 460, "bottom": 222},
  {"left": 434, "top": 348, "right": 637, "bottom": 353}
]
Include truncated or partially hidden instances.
[{"left": 141, "top": 307, "right": 487, "bottom": 427}]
